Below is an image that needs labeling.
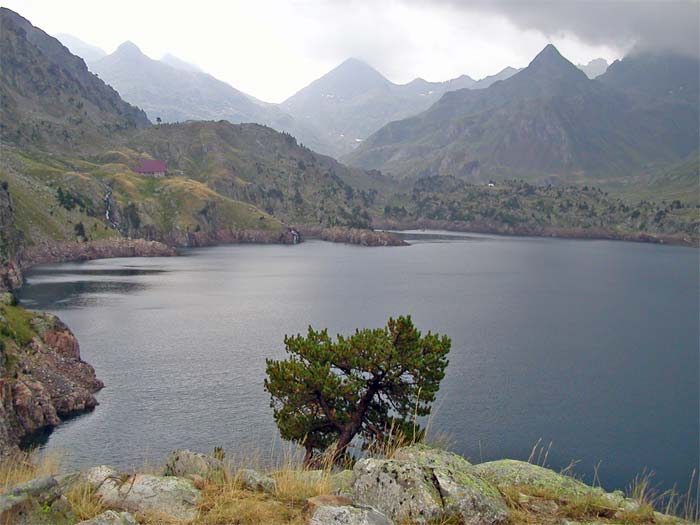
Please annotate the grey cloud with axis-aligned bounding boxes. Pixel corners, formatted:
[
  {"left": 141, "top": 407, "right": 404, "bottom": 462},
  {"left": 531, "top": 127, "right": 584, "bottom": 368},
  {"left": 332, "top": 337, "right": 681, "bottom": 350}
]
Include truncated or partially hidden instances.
[{"left": 413, "top": 0, "right": 699, "bottom": 56}]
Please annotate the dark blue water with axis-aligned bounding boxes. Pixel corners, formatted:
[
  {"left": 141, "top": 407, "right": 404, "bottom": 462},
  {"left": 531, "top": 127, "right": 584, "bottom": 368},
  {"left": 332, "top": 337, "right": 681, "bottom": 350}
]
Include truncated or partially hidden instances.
[{"left": 17, "top": 233, "right": 699, "bottom": 495}]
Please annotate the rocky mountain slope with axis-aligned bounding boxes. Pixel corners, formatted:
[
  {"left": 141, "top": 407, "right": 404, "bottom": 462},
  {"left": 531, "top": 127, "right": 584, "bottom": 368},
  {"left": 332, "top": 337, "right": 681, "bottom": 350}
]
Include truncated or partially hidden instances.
[
  {"left": 88, "top": 41, "right": 328, "bottom": 154},
  {"left": 0, "top": 9, "right": 149, "bottom": 150},
  {"left": 344, "top": 45, "right": 699, "bottom": 189},
  {"left": 281, "top": 58, "right": 500, "bottom": 157},
  {"left": 577, "top": 57, "right": 609, "bottom": 78},
  {"left": 54, "top": 32, "right": 106, "bottom": 63}
]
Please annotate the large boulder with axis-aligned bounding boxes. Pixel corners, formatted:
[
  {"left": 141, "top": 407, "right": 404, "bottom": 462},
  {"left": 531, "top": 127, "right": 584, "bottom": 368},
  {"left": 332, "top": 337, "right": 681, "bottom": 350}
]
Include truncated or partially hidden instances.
[
  {"left": 472, "top": 460, "right": 603, "bottom": 500},
  {"left": 76, "top": 510, "right": 139, "bottom": 525},
  {"left": 351, "top": 457, "right": 444, "bottom": 523},
  {"left": 393, "top": 443, "right": 473, "bottom": 471},
  {"left": 162, "top": 449, "right": 225, "bottom": 481},
  {"left": 78, "top": 465, "right": 201, "bottom": 522},
  {"left": 0, "top": 476, "right": 76, "bottom": 525},
  {"left": 310, "top": 504, "right": 394, "bottom": 525},
  {"left": 351, "top": 446, "right": 509, "bottom": 525}
]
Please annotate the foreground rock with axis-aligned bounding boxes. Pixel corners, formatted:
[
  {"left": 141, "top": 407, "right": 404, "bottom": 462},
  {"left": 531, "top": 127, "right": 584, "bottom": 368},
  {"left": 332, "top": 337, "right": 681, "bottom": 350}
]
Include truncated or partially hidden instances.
[
  {"left": 473, "top": 459, "right": 613, "bottom": 500},
  {"left": 76, "top": 510, "right": 139, "bottom": 525},
  {"left": 81, "top": 465, "right": 201, "bottom": 522},
  {"left": 310, "top": 504, "right": 393, "bottom": 525},
  {"left": 0, "top": 476, "right": 75, "bottom": 524},
  {"left": 351, "top": 445, "right": 509, "bottom": 524},
  {"left": 0, "top": 302, "right": 104, "bottom": 457},
  {"left": 239, "top": 468, "right": 277, "bottom": 493},
  {"left": 163, "top": 448, "right": 225, "bottom": 482}
]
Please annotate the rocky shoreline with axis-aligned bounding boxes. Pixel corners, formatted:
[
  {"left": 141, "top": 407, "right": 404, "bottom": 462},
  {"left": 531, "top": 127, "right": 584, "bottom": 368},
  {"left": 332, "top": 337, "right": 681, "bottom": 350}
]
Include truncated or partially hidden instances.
[
  {"left": 0, "top": 444, "right": 688, "bottom": 524},
  {"left": 373, "top": 218, "right": 700, "bottom": 247},
  {"left": 0, "top": 293, "right": 103, "bottom": 458},
  {"left": 300, "top": 227, "right": 407, "bottom": 247}
]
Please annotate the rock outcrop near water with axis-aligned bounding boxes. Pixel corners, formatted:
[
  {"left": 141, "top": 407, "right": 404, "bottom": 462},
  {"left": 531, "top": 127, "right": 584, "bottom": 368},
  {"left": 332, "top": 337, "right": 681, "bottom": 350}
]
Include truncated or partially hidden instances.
[
  {"left": 1, "top": 444, "right": 686, "bottom": 524},
  {"left": 21, "top": 238, "right": 176, "bottom": 268},
  {"left": 302, "top": 227, "right": 406, "bottom": 246},
  {"left": 0, "top": 295, "right": 103, "bottom": 456}
]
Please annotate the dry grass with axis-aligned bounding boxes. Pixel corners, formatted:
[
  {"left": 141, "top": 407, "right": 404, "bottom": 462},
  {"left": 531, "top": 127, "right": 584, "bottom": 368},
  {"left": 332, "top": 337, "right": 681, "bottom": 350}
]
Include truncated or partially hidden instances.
[
  {"left": 626, "top": 469, "right": 699, "bottom": 524},
  {"left": 559, "top": 492, "right": 618, "bottom": 520},
  {"left": 64, "top": 482, "right": 105, "bottom": 521},
  {"left": 186, "top": 446, "right": 335, "bottom": 525},
  {"left": 196, "top": 477, "right": 303, "bottom": 525},
  {"left": 0, "top": 449, "right": 62, "bottom": 491}
]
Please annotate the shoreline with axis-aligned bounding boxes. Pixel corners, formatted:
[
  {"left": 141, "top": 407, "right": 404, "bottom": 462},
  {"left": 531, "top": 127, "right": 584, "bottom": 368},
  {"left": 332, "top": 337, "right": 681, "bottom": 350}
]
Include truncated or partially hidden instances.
[
  {"left": 373, "top": 218, "right": 700, "bottom": 248},
  {"left": 2, "top": 227, "right": 407, "bottom": 293}
]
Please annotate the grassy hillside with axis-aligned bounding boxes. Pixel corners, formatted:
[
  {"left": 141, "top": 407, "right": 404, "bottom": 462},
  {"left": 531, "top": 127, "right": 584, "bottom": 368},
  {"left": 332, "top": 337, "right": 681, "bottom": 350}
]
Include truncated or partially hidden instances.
[
  {"left": 601, "top": 154, "right": 700, "bottom": 205},
  {"left": 0, "top": 145, "right": 285, "bottom": 250},
  {"left": 123, "top": 121, "right": 388, "bottom": 229}
]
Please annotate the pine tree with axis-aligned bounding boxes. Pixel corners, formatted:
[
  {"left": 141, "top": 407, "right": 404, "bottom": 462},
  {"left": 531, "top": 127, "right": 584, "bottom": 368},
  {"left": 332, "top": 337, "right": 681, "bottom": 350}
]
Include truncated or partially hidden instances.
[{"left": 264, "top": 316, "right": 451, "bottom": 464}]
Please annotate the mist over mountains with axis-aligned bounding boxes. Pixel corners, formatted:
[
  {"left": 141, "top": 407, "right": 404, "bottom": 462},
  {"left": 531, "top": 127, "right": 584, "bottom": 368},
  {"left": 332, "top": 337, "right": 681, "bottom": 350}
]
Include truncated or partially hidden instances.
[
  {"left": 54, "top": 33, "right": 608, "bottom": 158},
  {"left": 344, "top": 44, "right": 698, "bottom": 185}
]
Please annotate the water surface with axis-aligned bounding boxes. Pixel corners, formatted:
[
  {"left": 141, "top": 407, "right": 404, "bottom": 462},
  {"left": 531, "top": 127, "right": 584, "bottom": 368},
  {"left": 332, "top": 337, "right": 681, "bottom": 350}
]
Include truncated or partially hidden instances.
[{"left": 17, "top": 233, "right": 699, "bottom": 493}]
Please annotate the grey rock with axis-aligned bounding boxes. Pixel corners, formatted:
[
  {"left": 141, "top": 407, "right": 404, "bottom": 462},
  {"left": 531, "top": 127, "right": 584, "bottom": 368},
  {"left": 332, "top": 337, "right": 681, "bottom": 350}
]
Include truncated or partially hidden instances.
[
  {"left": 351, "top": 458, "right": 443, "bottom": 523},
  {"left": 0, "top": 476, "right": 76, "bottom": 524},
  {"left": 351, "top": 446, "right": 508, "bottom": 525},
  {"left": 163, "top": 448, "right": 225, "bottom": 481},
  {"left": 393, "top": 443, "right": 472, "bottom": 471},
  {"left": 238, "top": 468, "right": 276, "bottom": 493},
  {"left": 472, "top": 459, "right": 601, "bottom": 500},
  {"left": 80, "top": 468, "right": 201, "bottom": 522},
  {"left": 310, "top": 505, "right": 394, "bottom": 525},
  {"left": 76, "top": 510, "right": 139, "bottom": 525}
]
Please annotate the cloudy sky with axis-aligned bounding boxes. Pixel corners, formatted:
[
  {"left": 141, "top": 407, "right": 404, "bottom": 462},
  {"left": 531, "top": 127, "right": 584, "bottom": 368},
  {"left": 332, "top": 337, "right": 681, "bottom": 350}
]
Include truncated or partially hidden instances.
[{"left": 1, "top": 0, "right": 697, "bottom": 102}]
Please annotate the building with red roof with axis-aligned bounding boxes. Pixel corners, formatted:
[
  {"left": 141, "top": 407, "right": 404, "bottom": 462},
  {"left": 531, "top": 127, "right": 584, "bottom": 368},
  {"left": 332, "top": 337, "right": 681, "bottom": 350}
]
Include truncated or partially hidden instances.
[{"left": 134, "top": 160, "right": 167, "bottom": 177}]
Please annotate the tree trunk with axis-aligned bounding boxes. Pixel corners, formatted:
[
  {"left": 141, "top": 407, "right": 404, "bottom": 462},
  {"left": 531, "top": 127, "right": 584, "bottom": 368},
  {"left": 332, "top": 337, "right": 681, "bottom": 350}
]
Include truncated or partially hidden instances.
[{"left": 303, "top": 444, "right": 314, "bottom": 466}]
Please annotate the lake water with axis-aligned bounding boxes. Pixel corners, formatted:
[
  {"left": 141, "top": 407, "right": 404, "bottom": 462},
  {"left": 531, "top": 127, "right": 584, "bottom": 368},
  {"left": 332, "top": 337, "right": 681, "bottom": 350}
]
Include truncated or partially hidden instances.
[{"left": 17, "top": 232, "right": 699, "bottom": 494}]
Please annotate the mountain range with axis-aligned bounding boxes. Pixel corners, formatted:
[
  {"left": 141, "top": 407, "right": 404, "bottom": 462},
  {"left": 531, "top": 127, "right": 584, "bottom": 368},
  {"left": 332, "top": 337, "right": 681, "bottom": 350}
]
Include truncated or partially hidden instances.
[
  {"left": 344, "top": 44, "right": 699, "bottom": 186},
  {"left": 0, "top": 8, "right": 386, "bottom": 253},
  {"left": 57, "top": 34, "right": 610, "bottom": 158},
  {"left": 0, "top": 6, "right": 696, "bottom": 259}
]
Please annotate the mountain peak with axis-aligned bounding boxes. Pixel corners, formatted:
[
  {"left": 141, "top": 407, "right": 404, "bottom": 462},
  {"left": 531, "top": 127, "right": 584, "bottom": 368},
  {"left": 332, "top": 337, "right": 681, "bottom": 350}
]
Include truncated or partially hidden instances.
[
  {"left": 523, "top": 44, "right": 588, "bottom": 84},
  {"left": 530, "top": 44, "right": 566, "bottom": 66},
  {"left": 285, "top": 57, "right": 389, "bottom": 102},
  {"left": 332, "top": 57, "right": 387, "bottom": 82},
  {"left": 115, "top": 41, "right": 144, "bottom": 56}
]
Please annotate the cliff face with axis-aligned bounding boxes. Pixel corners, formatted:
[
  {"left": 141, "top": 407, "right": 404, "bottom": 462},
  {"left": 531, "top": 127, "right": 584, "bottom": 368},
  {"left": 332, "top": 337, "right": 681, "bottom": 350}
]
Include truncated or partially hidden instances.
[
  {"left": 0, "top": 182, "right": 24, "bottom": 291},
  {"left": 0, "top": 295, "right": 103, "bottom": 456}
]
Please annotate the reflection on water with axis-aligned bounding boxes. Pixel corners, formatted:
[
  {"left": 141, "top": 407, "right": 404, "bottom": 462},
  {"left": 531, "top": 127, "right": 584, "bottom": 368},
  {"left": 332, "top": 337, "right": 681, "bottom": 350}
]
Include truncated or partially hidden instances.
[
  {"left": 20, "top": 280, "right": 149, "bottom": 310},
  {"left": 20, "top": 265, "right": 166, "bottom": 310},
  {"left": 15, "top": 239, "right": 699, "bottom": 496}
]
